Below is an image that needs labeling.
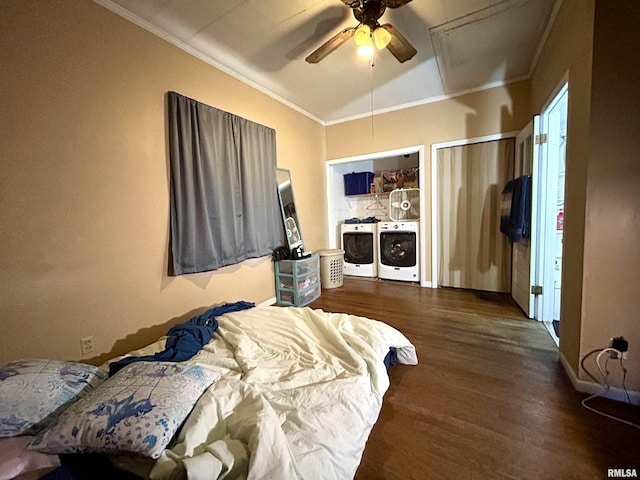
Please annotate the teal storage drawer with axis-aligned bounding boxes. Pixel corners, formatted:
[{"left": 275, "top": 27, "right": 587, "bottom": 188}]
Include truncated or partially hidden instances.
[{"left": 275, "top": 254, "right": 321, "bottom": 306}]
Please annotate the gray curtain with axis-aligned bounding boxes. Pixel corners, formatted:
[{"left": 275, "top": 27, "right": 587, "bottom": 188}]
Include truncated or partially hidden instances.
[{"left": 167, "top": 91, "right": 284, "bottom": 275}]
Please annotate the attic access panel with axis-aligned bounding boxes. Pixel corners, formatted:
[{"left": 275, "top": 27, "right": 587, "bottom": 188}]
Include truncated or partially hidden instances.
[{"left": 429, "top": 0, "right": 558, "bottom": 94}]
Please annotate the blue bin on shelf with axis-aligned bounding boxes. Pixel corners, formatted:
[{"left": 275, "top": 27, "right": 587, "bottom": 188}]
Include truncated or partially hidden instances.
[{"left": 344, "top": 172, "right": 375, "bottom": 195}]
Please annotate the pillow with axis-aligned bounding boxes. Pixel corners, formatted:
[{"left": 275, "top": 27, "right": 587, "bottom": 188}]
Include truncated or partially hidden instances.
[
  {"left": 0, "top": 359, "right": 107, "bottom": 438},
  {"left": 30, "top": 362, "right": 219, "bottom": 459}
]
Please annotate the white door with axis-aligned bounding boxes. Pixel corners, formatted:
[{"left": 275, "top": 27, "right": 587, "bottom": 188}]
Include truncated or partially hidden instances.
[{"left": 511, "top": 116, "right": 540, "bottom": 317}]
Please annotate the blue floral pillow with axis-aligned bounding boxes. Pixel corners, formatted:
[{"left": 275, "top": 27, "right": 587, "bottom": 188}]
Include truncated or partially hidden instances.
[
  {"left": 0, "top": 359, "right": 107, "bottom": 438},
  {"left": 30, "top": 362, "right": 219, "bottom": 459}
]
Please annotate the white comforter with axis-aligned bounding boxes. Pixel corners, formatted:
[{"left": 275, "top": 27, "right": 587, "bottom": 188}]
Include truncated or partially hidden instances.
[{"left": 145, "top": 306, "right": 417, "bottom": 480}]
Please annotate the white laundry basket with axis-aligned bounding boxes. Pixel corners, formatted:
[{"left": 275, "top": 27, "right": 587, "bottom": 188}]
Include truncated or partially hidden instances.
[{"left": 317, "top": 249, "right": 344, "bottom": 289}]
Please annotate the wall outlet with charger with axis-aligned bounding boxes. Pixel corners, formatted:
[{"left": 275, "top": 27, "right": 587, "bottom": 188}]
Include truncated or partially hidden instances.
[{"left": 608, "top": 336, "right": 628, "bottom": 359}]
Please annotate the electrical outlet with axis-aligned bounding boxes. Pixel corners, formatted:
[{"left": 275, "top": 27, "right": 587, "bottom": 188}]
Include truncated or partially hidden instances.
[
  {"left": 80, "top": 336, "right": 95, "bottom": 355},
  {"left": 609, "top": 350, "right": 628, "bottom": 360},
  {"left": 608, "top": 336, "right": 629, "bottom": 360}
]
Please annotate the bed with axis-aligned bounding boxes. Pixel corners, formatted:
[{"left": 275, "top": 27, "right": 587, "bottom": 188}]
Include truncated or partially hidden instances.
[{"left": 0, "top": 303, "right": 417, "bottom": 480}]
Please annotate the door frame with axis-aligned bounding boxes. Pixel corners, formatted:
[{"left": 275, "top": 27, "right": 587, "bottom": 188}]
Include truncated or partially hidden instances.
[
  {"left": 536, "top": 81, "right": 568, "bottom": 333},
  {"left": 509, "top": 77, "right": 569, "bottom": 332},
  {"left": 430, "top": 132, "right": 518, "bottom": 289}
]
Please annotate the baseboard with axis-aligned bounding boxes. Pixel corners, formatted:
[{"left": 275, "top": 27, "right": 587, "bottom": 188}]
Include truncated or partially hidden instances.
[
  {"left": 559, "top": 351, "right": 640, "bottom": 405},
  {"left": 259, "top": 297, "right": 277, "bottom": 307}
]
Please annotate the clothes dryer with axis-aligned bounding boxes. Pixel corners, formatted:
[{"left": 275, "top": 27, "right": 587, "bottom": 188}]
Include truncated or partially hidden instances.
[
  {"left": 378, "top": 221, "right": 420, "bottom": 282},
  {"left": 341, "top": 223, "right": 378, "bottom": 277}
]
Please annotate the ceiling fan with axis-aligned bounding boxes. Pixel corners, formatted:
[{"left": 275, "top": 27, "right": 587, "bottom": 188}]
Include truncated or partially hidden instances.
[{"left": 305, "top": 0, "right": 417, "bottom": 64}]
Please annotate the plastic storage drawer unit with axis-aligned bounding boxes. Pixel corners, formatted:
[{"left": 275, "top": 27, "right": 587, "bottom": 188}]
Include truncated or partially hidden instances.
[{"left": 275, "top": 254, "right": 321, "bottom": 306}]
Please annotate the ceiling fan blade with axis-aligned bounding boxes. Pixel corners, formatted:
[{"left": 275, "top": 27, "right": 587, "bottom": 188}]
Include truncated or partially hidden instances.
[
  {"left": 305, "top": 27, "right": 356, "bottom": 64},
  {"left": 385, "top": 0, "right": 413, "bottom": 8},
  {"left": 343, "top": 0, "right": 412, "bottom": 8},
  {"left": 381, "top": 24, "right": 417, "bottom": 63}
]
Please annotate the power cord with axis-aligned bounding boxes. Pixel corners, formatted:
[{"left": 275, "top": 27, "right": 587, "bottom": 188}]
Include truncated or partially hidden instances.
[{"left": 580, "top": 348, "right": 639, "bottom": 429}]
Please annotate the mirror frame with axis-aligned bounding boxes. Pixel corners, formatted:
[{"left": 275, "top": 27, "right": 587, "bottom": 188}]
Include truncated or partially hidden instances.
[{"left": 276, "top": 168, "right": 304, "bottom": 251}]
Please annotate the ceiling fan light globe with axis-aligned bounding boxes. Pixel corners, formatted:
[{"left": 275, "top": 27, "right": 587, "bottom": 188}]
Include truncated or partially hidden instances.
[
  {"left": 357, "top": 44, "right": 374, "bottom": 57},
  {"left": 354, "top": 24, "right": 371, "bottom": 46},
  {"left": 373, "top": 26, "right": 391, "bottom": 49}
]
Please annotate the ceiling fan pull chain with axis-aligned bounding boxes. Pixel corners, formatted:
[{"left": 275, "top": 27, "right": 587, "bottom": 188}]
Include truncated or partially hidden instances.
[{"left": 369, "top": 54, "right": 375, "bottom": 136}]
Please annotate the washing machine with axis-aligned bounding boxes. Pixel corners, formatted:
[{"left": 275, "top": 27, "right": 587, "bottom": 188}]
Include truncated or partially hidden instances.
[
  {"left": 341, "top": 223, "right": 378, "bottom": 277},
  {"left": 378, "top": 221, "right": 420, "bottom": 282}
]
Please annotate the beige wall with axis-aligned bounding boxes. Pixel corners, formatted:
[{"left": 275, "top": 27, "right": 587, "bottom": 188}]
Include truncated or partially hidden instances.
[
  {"left": 326, "top": 81, "right": 531, "bottom": 281},
  {"left": 580, "top": 1, "right": 640, "bottom": 390},
  {"left": 0, "top": 0, "right": 326, "bottom": 364},
  {"left": 327, "top": 82, "right": 530, "bottom": 160}
]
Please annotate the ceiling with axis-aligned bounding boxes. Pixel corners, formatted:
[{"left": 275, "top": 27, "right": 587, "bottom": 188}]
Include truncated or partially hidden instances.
[{"left": 97, "top": 0, "right": 560, "bottom": 125}]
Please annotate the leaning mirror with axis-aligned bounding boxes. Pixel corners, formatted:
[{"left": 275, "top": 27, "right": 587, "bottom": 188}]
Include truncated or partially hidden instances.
[{"left": 276, "top": 168, "right": 304, "bottom": 252}]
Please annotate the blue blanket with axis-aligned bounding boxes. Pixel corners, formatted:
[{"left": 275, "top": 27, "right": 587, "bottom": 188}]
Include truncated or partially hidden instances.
[{"left": 109, "top": 301, "right": 254, "bottom": 376}]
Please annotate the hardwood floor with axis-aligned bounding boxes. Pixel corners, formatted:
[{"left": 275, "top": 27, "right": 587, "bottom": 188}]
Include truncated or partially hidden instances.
[{"left": 309, "top": 277, "right": 640, "bottom": 480}]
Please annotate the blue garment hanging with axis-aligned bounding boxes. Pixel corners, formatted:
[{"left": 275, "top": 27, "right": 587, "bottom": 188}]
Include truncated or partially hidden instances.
[
  {"left": 500, "top": 175, "right": 531, "bottom": 243},
  {"left": 109, "top": 301, "right": 254, "bottom": 376}
]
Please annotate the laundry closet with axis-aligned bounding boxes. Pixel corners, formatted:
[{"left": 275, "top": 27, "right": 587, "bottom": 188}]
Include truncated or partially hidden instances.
[{"left": 325, "top": 150, "right": 422, "bottom": 284}]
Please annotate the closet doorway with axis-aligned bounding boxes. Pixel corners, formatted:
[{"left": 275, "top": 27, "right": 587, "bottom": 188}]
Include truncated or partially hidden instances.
[
  {"left": 325, "top": 145, "right": 428, "bottom": 286},
  {"left": 431, "top": 133, "right": 517, "bottom": 291}
]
